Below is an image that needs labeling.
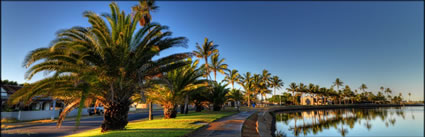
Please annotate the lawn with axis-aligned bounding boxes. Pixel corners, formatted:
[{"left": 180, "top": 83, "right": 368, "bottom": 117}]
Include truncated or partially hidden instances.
[{"left": 67, "top": 111, "right": 237, "bottom": 137}]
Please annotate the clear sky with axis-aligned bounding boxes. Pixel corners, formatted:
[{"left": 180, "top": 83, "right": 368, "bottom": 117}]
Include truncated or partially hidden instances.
[{"left": 2, "top": 1, "right": 423, "bottom": 101}]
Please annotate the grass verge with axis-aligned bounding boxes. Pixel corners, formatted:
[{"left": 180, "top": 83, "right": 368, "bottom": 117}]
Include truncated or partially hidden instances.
[{"left": 67, "top": 111, "right": 236, "bottom": 137}]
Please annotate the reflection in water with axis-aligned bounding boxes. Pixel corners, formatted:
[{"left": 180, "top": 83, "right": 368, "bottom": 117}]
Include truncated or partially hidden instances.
[{"left": 275, "top": 107, "right": 422, "bottom": 137}]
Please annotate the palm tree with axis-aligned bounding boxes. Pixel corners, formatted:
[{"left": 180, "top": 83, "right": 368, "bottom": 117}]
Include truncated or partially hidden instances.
[
  {"left": 385, "top": 88, "right": 392, "bottom": 103},
  {"left": 240, "top": 72, "right": 254, "bottom": 107},
  {"left": 287, "top": 82, "right": 298, "bottom": 105},
  {"left": 9, "top": 3, "right": 190, "bottom": 132},
  {"left": 298, "top": 83, "right": 307, "bottom": 105},
  {"left": 146, "top": 60, "right": 207, "bottom": 118},
  {"left": 223, "top": 69, "right": 240, "bottom": 89},
  {"left": 209, "top": 53, "right": 228, "bottom": 81},
  {"left": 270, "top": 76, "right": 284, "bottom": 105},
  {"left": 408, "top": 92, "right": 411, "bottom": 102},
  {"left": 131, "top": 0, "right": 158, "bottom": 26},
  {"left": 307, "top": 83, "right": 315, "bottom": 105},
  {"left": 193, "top": 38, "right": 218, "bottom": 79},
  {"left": 333, "top": 78, "right": 344, "bottom": 92},
  {"left": 260, "top": 70, "right": 272, "bottom": 105},
  {"left": 210, "top": 82, "right": 230, "bottom": 111},
  {"left": 261, "top": 69, "right": 272, "bottom": 100},
  {"left": 380, "top": 86, "right": 385, "bottom": 93},
  {"left": 227, "top": 88, "right": 244, "bottom": 112},
  {"left": 252, "top": 74, "right": 263, "bottom": 105},
  {"left": 359, "top": 84, "right": 368, "bottom": 93}
]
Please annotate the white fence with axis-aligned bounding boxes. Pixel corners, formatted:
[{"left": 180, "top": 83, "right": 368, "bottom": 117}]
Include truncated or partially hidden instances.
[
  {"left": 1, "top": 108, "right": 89, "bottom": 121},
  {"left": 2, "top": 107, "right": 137, "bottom": 121}
]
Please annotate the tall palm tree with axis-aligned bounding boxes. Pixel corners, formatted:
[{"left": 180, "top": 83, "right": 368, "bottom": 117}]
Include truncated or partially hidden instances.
[
  {"left": 408, "top": 92, "right": 411, "bottom": 102},
  {"left": 270, "top": 76, "right": 283, "bottom": 96},
  {"left": 307, "top": 83, "right": 315, "bottom": 105},
  {"left": 223, "top": 69, "right": 240, "bottom": 89},
  {"left": 131, "top": 0, "right": 158, "bottom": 26},
  {"left": 240, "top": 72, "right": 254, "bottom": 107},
  {"left": 287, "top": 82, "right": 298, "bottom": 105},
  {"left": 209, "top": 53, "right": 228, "bottom": 81},
  {"left": 270, "top": 76, "right": 284, "bottom": 105},
  {"left": 298, "top": 83, "right": 307, "bottom": 105},
  {"left": 380, "top": 86, "right": 385, "bottom": 93},
  {"left": 260, "top": 69, "right": 272, "bottom": 104},
  {"left": 252, "top": 74, "right": 263, "bottom": 105},
  {"left": 359, "top": 84, "right": 368, "bottom": 93},
  {"left": 385, "top": 88, "right": 392, "bottom": 95},
  {"left": 193, "top": 38, "right": 218, "bottom": 79},
  {"left": 333, "top": 78, "right": 344, "bottom": 92},
  {"left": 146, "top": 60, "right": 207, "bottom": 118},
  {"left": 384, "top": 88, "right": 392, "bottom": 103},
  {"left": 9, "top": 3, "right": 190, "bottom": 132}
]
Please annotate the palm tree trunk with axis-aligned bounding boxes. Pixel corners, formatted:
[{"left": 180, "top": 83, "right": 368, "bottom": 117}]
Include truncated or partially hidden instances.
[
  {"left": 204, "top": 57, "right": 209, "bottom": 80},
  {"left": 101, "top": 101, "right": 130, "bottom": 132},
  {"left": 183, "top": 94, "right": 189, "bottom": 114},
  {"left": 149, "top": 101, "right": 153, "bottom": 120},
  {"left": 237, "top": 101, "right": 240, "bottom": 112},
  {"left": 163, "top": 104, "right": 177, "bottom": 119},
  {"left": 247, "top": 94, "right": 251, "bottom": 108},
  {"left": 214, "top": 71, "right": 217, "bottom": 81}
]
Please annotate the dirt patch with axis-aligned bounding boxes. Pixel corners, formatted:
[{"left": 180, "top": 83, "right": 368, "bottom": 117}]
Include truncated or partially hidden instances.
[{"left": 242, "top": 112, "right": 260, "bottom": 137}]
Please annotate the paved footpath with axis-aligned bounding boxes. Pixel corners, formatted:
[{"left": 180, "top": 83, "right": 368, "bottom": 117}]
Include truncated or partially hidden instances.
[{"left": 188, "top": 111, "right": 255, "bottom": 137}]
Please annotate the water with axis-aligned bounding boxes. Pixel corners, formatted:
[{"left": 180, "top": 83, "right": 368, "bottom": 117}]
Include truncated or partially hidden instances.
[{"left": 274, "top": 107, "right": 424, "bottom": 137}]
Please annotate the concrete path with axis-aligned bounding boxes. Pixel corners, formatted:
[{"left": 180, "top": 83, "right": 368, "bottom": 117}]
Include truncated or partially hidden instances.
[{"left": 188, "top": 111, "right": 255, "bottom": 137}]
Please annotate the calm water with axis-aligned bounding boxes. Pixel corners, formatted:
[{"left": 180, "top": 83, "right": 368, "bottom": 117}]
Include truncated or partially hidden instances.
[{"left": 275, "top": 107, "right": 424, "bottom": 137}]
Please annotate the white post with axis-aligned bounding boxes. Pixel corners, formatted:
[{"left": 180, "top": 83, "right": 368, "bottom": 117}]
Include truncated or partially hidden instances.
[
  {"left": 51, "top": 100, "right": 56, "bottom": 120},
  {"left": 17, "top": 110, "right": 21, "bottom": 121}
]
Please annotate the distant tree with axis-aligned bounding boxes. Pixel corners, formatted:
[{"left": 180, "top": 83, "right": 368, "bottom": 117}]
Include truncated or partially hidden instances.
[
  {"left": 270, "top": 76, "right": 284, "bottom": 105},
  {"left": 408, "top": 92, "right": 411, "bottom": 102},
  {"left": 1, "top": 80, "right": 19, "bottom": 86},
  {"left": 333, "top": 78, "right": 344, "bottom": 92},
  {"left": 287, "top": 82, "right": 298, "bottom": 105},
  {"left": 239, "top": 72, "right": 254, "bottom": 107},
  {"left": 209, "top": 54, "right": 228, "bottom": 81},
  {"left": 359, "top": 83, "right": 368, "bottom": 93},
  {"left": 223, "top": 69, "right": 240, "bottom": 89}
]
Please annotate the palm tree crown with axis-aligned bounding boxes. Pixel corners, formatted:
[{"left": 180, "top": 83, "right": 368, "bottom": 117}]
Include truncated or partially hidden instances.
[
  {"left": 9, "top": 2, "right": 190, "bottom": 132},
  {"left": 224, "top": 69, "right": 240, "bottom": 89},
  {"left": 209, "top": 53, "right": 228, "bottom": 81},
  {"left": 270, "top": 76, "right": 284, "bottom": 95},
  {"left": 131, "top": 0, "right": 158, "bottom": 26},
  {"left": 193, "top": 38, "right": 218, "bottom": 79},
  {"left": 333, "top": 78, "right": 344, "bottom": 91}
]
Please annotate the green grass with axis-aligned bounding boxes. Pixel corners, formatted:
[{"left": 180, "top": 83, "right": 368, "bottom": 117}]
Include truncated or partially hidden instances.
[{"left": 67, "top": 111, "right": 236, "bottom": 137}]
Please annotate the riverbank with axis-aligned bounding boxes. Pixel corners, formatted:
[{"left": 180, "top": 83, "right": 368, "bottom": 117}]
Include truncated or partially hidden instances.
[{"left": 253, "top": 104, "right": 424, "bottom": 137}]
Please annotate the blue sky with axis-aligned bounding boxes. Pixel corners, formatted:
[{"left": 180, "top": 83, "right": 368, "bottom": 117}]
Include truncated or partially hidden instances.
[{"left": 2, "top": 1, "right": 423, "bottom": 100}]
